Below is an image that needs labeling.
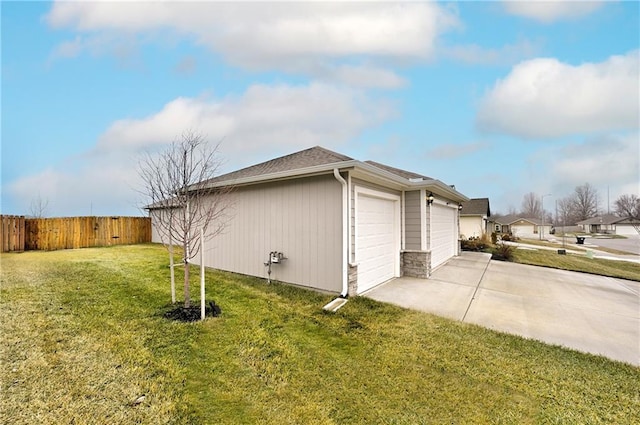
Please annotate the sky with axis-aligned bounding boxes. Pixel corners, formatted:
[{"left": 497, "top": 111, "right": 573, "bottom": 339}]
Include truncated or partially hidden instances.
[{"left": 2, "top": 0, "right": 639, "bottom": 217}]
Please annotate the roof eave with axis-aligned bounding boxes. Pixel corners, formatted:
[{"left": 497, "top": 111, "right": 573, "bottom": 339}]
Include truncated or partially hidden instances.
[
  {"left": 201, "top": 158, "right": 470, "bottom": 202},
  {"left": 416, "top": 179, "right": 469, "bottom": 203}
]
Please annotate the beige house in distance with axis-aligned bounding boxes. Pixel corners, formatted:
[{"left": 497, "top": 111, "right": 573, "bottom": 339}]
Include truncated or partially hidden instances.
[
  {"left": 150, "top": 146, "right": 468, "bottom": 296},
  {"left": 459, "top": 198, "right": 490, "bottom": 239},
  {"left": 493, "top": 215, "right": 552, "bottom": 239},
  {"left": 577, "top": 214, "right": 639, "bottom": 236}
]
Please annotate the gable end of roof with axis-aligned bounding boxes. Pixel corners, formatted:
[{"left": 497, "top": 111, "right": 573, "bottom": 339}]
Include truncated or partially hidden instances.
[{"left": 204, "top": 146, "right": 353, "bottom": 185}]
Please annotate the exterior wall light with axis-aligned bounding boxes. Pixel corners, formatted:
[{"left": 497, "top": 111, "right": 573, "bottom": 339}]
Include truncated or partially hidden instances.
[
  {"left": 427, "top": 193, "right": 434, "bottom": 205},
  {"left": 458, "top": 204, "right": 463, "bottom": 211}
]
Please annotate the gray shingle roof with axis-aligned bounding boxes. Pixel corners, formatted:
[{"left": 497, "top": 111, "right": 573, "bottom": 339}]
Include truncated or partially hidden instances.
[
  {"left": 197, "top": 145, "right": 467, "bottom": 203},
  {"left": 460, "top": 198, "right": 490, "bottom": 216},
  {"left": 494, "top": 215, "right": 542, "bottom": 225},
  {"left": 364, "top": 160, "right": 433, "bottom": 181},
  {"left": 576, "top": 214, "right": 628, "bottom": 225},
  {"left": 204, "top": 146, "right": 353, "bottom": 185}
]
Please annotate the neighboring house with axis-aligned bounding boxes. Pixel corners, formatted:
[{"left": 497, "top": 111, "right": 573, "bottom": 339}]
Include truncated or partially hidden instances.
[
  {"left": 459, "top": 198, "right": 490, "bottom": 239},
  {"left": 492, "top": 215, "right": 553, "bottom": 239},
  {"left": 150, "top": 146, "right": 468, "bottom": 296},
  {"left": 577, "top": 215, "right": 639, "bottom": 236}
]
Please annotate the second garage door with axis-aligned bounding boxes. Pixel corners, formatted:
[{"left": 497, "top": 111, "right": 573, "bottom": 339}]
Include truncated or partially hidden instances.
[
  {"left": 430, "top": 203, "right": 457, "bottom": 269},
  {"left": 616, "top": 224, "right": 638, "bottom": 236},
  {"left": 356, "top": 190, "right": 400, "bottom": 293}
]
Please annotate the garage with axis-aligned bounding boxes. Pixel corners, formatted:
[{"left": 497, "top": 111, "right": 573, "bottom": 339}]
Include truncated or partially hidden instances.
[
  {"left": 355, "top": 188, "right": 400, "bottom": 293},
  {"left": 616, "top": 224, "right": 638, "bottom": 236},
  {"left": 430, "top": 203, "right": 458, "bottom": 269}
]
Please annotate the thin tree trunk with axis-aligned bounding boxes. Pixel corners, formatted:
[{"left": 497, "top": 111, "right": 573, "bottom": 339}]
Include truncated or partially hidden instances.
[
  {"left": 184, "top": 241, "right": 191, "bottom": 308},
  {"left": 184, "top": 261, "right": 191, "bottom": 308}
]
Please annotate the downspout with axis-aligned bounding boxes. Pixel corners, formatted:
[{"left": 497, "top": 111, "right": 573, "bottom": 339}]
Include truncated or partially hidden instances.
[{"left": 333, "top": 168, "right": 349, "bottom": 297}]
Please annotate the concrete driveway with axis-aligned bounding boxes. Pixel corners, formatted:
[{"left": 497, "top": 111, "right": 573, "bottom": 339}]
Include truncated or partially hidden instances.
[{"left": 365, "top": 252, "right": 640, "bottom": 366}]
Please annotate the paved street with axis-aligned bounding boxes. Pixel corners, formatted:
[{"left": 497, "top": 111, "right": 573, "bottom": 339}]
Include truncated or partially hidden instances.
[{"left": 584, "top": 234, "right": 640, "bottom": 255}]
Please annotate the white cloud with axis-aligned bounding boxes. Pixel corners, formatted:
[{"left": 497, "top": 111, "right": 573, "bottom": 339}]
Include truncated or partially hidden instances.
[
  {"left": 46, "top": 1, "right": 457, "bottom": 57},
  {"left": 46, "top": 2, "right": 458, "bottom": 74},
  {"left": 477, "top": 51, "right": 639, "bottom": 138},
  {"left": 550, "top": 133, "right": 639, "bottom": 192},
  {"left": 503, "top": 1, "right": 606, "bottom": 23},
  {"left": 7, "top": 82, "right": 393, "bottom": 216},
  {"left": 5, "top": 156, "right": 141, "bottom": 217},
  {"left": 97, "top": 83, "right": 393, "bottom": 158},
  {"left": 326, "top": 65, "right": 407, "bottom": 89},
  {"left": 443, "top": 39, "right": 542, "bottom": 66}
]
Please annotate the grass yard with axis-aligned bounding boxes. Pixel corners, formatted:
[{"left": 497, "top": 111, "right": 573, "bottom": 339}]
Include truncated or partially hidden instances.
[
  {"left": 517, "top": 238, "right": 632, "bottom": 256},
  {"left": 511, "top": 248, "right": 640, "bottom": 282},
  {"left": 1, "top": 244, "right": 639, "bottom": 424}
]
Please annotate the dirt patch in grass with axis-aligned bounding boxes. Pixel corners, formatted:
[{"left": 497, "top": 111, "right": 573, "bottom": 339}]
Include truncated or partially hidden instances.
[{"left": 162, "top": 302, "right": 222, "bottom": 322}]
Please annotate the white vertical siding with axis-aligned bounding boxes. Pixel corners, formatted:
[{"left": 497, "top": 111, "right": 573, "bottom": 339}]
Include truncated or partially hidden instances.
[{"left": 201, "top": 174, "right": 343, "bottom": 293}]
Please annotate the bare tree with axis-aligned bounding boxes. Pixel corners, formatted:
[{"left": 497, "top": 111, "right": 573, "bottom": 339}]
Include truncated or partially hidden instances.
[
  {"left": 614, "top": 194, "right": 640, "bottom": 218},
  {"left": 556, "top": 185, "right": 598, "bottom": 225},
  {"left": 557, "top": 197, "right": 573, "bottom": 225},
  {"left": 29, "top": 193, "right": 49, "bottom": 218},
  {"left": 139, "top": 131, "right": 232, "bottom": 308},
  {"left": 570, "top": 183, "right": 599, "bottom": 221},
  {"left": 520, "top": 192, "right": 542, "bottom": 218}
]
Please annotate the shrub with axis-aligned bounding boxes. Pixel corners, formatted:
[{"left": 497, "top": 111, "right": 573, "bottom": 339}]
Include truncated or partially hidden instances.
[
  {"left": 492, "top": 243, "right": 514, "bottom": 261},
  {"left": 491, "top": 232, "right": 498, "bottom": 244},
  {"left": 461, "top": 237, "right": 486, "bottom": 251},
  {"left": 501, "top": 233, "right": 516, "bottom": 242},
  {"left": 461, "top": 234, "right": 494, "bottom": 252}
]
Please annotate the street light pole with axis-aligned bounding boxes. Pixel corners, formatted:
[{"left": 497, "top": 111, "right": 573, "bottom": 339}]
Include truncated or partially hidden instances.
[{"left": 541, "top": 193, "right": 552, "bottom": 240}]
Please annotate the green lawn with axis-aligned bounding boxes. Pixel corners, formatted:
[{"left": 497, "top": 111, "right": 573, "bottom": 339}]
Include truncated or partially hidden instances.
[
  {"left": 517, "top": 238, "right": 632, "bottom": 256},
  {"left": 511, "top": 248, "right": 640, "bottom": 282},
  {"left": 1, "top": 245, "right": 639, "bottom": 424}
]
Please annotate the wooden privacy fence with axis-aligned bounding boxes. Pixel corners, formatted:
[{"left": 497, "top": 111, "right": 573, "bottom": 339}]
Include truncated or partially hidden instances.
[
  {"left": 1, "top": 215, "right": 25, "bottom": 252},
  {"left": 1, "top": 216, "right": 151, "bottom": 252}
]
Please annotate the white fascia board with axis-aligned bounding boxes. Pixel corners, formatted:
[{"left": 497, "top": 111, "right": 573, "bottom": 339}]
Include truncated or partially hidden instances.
[
  {"left": 201, "top": 158, "right": 470, "bottom": 203},
  {"left": 409, "top": 179, "right": 469, "bottom": 203},
  {"left": 507, "top": 218, "right": 538, "bottom": 226}
]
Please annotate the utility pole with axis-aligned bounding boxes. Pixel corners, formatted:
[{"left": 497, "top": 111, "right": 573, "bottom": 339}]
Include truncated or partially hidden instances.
[
  {"left": 555, "top": 199, "right": 558, "bottom": 235},
  {"left": 541, "top": 193, "right": 552, "bottom": 240}
]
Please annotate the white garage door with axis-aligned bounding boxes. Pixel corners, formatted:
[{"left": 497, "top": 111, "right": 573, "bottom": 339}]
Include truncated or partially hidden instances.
[
  {"left": 616, "top": 224, "right": 638, "bottom": 236},
  {"left": 430, "top": 203, "right": 457, "bottom": 269},
  {"left": 356, "top": 191, "right": 399, "bottom": 293}
]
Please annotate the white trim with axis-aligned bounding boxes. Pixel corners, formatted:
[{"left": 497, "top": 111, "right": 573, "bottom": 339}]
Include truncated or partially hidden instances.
[
  {"left": 203, "top": 159, "right": 469, "bottom": 203},
  {"left": 420, "top": 189, "right": 427, "bottom": 251},
  {"left": 428, "top": 199, "right": 432, "bottom": 250},
  {"left": 348, "top": 173, "right": 353, "bottom": 263},
  {"left": 333, "top": 169, "right": 349, "bottom": 297},
  {"left": 431, "top": 198, "right": 459, "bottom": 208},
  {"left": 401, "top": 191, "right": 406, "bottom": 251}
]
